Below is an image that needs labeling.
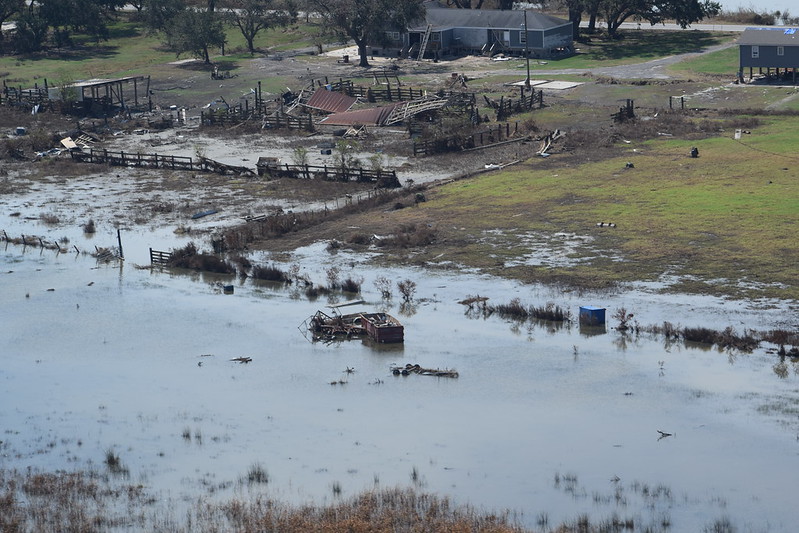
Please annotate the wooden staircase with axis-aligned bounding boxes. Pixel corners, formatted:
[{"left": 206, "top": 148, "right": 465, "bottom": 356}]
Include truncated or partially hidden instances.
[{"left": 417, "top": 24, "right": 433, "bottom": 61}]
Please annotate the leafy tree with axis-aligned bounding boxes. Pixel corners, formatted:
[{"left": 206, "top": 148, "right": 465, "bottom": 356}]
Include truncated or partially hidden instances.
[
  {"left": 38, "top": 0, "right": 124, "bottom": 44},
  {"left": 13, "top": 4, "right": 49, "bottom": 52},
  {"left": 141, "top": 0, "right": 187, "bottom": 33},
  {"left": 599, "top": 0, "right": 721, "bottom": 38},
  {"left": 165, "top": 7, "right": 226, "bottom": 63},
  {"left": 0, "top": 0, "right": 23, "bottom": 43},
  {"left": 310, "top": 0, "right": 424, "bottom": 68},
  {"left": 225, "top": 0, "right": 293, "bottom": 55}
]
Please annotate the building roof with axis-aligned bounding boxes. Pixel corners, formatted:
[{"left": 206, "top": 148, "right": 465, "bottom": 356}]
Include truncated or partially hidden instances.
[
  {"left": 738, "top": 27, "right": 799, "bottom": 46},
  {"left": 305, "top": 89, "right": 358, "bottom": 114},
  {"left": 70, "top": 76, "right": 148, "bottom": 89},
  {"left": 320, "top": 102, "right": 405, "bottom": 126},
  {"left": 409, "top": 6, "right": 570, "bottom": 32}
]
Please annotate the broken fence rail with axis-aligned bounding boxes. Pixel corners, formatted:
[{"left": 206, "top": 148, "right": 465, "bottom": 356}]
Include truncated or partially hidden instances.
[{"left": 150, "top": 248, "right": 172, "bottom": 266}]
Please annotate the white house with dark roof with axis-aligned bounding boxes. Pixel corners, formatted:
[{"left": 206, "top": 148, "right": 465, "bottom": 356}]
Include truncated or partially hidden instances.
[
  {"left": 738, "top": 27, "right": 799, "bottom": 82},
  {"left": 368, "top": 4, "right": 573, "bottom": 60}
]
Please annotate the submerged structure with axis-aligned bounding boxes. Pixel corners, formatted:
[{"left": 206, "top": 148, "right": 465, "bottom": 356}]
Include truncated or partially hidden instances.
[{"left": 308, "top": 310, "right": 404, "bottom": 343}]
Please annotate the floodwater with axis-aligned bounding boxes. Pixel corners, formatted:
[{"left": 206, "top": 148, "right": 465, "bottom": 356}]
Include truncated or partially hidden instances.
[{"left": 2, "top": 225, "right": 799, "bottom": 532}]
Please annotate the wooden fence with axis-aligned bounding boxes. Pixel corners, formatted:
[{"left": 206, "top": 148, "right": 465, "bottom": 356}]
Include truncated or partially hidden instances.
[
  {"left": 149, "top": 248, "right": 172, "bottom": 266},
  {"left": 311, "top": 78, "right": 425, "bottom": 102},
  {"left": 70, "top": 149, "right": 255, "bottom": 176},
  {"left": 201, "top": 107, "right": 314, "bottom": 131},
  {"left": 489, "top": 90, "right": 544, "bottom": 120},
  {"left": 413, "top": 122, "right": 519, "bottom": 156},
  {"left": 258, "top": 162, "right": 401, "bottom": 188}
]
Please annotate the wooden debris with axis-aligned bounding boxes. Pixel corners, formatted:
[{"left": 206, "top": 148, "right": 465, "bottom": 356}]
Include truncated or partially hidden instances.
[
  {"left": 230, "top": 356, "right": 252, "bottom": 364},
  {"left": 391, "top": 363, "right": 459, "bottom": 378}
]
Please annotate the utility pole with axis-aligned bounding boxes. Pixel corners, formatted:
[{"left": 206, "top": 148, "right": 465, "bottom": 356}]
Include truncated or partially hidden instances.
[{"left": 523, "top": 10, "right": 531, "bottom": 90}]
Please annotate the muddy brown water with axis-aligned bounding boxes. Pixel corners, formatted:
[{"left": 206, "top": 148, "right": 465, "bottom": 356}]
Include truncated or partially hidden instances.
[{"left": 1, "top": 219, "right": 798, "bottom": 531}]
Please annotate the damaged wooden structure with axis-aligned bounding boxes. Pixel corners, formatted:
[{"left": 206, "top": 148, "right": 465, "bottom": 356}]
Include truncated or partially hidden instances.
[
  {"left": 307, "top": 310, "right": 404, "bottom": 343},
  {"left": 2, "top": 76, "right": 151, "bottom": 115}
]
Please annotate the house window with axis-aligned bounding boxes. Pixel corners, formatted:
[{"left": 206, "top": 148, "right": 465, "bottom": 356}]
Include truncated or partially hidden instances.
[
  {"left": 386, "top": 31, "right": 400, "bottom": 40},
  {"left": 778, "top": 46, "right": 784, "bottom": 56},
  {"left": 431, "top": 32, "right": 441, "bottom": 42},
  {"left": 520, "top": 30, "right": 526, "bottom": 44},
  {"left": 752, "top": 45, "right": 759, "bottom": 58}
]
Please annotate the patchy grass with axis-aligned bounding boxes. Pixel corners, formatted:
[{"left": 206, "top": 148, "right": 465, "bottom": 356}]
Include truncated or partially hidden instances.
[
  {"left": 668, "top": 45, "right": 739, "bottom": 77},
  {"left": 377, "top": 115, "right": 799, "bottom": 299}
]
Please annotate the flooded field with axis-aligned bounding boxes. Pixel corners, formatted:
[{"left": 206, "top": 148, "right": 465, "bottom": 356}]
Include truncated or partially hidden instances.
[{"left": 2, "top": 221, "right": 798, "bottom": 531}]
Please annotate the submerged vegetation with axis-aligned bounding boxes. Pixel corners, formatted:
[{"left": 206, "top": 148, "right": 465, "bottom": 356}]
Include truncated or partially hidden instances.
[{"left": 0, "top": 468, "right": 529, "bottom": 533}]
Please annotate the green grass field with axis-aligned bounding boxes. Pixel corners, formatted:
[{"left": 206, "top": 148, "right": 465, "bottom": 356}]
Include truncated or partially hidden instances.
[
  {"left": 0, "top": 16, "right": 320, "bottom": 87},
  {"left": 408, "top": 117, "right": 799, "bottom": 299}
]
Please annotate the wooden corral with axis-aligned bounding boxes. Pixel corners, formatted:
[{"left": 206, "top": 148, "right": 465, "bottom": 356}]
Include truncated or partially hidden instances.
[
  {"left": 413, "top": 122, "right": 520, "bottom": 156},
  {"left": 257, "top": 161, "right": 401, "bottom": 188}
]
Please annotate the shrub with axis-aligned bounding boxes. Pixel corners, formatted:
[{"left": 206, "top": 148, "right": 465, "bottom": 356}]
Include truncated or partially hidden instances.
[
  {"left": 612, "top": 307, "right": 635, "bottom": 331},
  {"left": 340, "top": 276, "right": 362, "bottom": 293},
  {"left": 39, "top": 212, "right": 60, "bottom": 225},
  {"left": 530, "top": 303, "right": 571, "bottom": 322},
  {"left": 167, "top": 242, "right": 235, "bottom": 274},
  {"left": 683, "top": 326, "right": 717, "bottom": 345},
  {"left": 347, "top": 233, "right": 371, "bottom": 245},
  {"left": 491, "top": 298, "right": 529, "bottom": 320},
  {"left": 374, "top": 276, "right": 393, "bottom": 299},
  {"left": 397, "top": 279, "right": 417, "bottom": 302},
  {"left": 251, "top": 264, "right": 290, "bottom": 282}
]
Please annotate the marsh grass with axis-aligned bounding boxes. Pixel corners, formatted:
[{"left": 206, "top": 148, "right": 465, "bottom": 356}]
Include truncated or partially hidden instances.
[
  {"left": 104, "top": 449, "right": 129, "bottom": 477},
  {"left": 245, "top": 463, "right": 269, "bottom": 485}
]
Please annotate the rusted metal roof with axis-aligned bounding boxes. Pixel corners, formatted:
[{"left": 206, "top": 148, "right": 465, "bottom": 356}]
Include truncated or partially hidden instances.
[
  {"left": 320, "top": 102, "right": 405, "bottom": 126},
  {"left": 305, "top": 89, "right": 358, "bottom": 114}
]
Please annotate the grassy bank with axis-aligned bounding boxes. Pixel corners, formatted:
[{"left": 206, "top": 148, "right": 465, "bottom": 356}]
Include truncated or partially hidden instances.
[{"left": 367, "top": 116, "right": 798, "bottom": 300}]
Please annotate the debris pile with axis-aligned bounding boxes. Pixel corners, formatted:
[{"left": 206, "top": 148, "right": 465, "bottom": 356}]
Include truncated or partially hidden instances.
[{"left": 390, "top": 363, "right": 459, "bottom": 378}]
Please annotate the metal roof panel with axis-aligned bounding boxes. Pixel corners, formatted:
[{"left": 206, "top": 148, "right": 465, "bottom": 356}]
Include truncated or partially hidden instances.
[{"left": 305, "top": 89, "right": 358, "bottom": 113}]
